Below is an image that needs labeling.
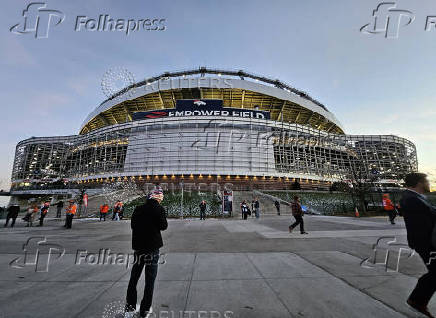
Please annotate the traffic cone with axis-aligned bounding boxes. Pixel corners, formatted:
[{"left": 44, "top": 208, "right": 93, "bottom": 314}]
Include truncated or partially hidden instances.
[{"left": 355, "top": 207, "right": 360, "bottom": 218}]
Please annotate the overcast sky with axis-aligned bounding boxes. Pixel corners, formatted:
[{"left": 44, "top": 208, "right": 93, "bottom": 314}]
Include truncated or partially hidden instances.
[{"left": 1, "top": 0, "right": 436, "bottom": 189}]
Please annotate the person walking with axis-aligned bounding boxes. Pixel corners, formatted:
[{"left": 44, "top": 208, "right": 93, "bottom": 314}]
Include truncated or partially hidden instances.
[
  {"left": 199, "top": 200, "right": 207, "bottom": 220},
  {"left": 53, "top": 200, "right": 64, "bottom": 218},
  {"left": 240, "top": 200, "right": 251, "bottom": 220},
  {"left": 113, "top": 200, "right": 123, "bottom": 221},
  {"left": 289, "top": 196, "right": 308, "bottom": 234},
  {"left": 100, "top": 204, "right": 109, "bottom": 221},
  {"left": 125, "top": 188, "right": 168, "bottom": 318},
  {"left": 38, "top": 201, "right": 50, "bottom": 226},
  {"left": 24, "top": 203, "right": 38, "bottom": 227},
  {"left": 274, "top": 200, "right": 281, "bottom": 216},
  {"left": 401, "top": 173, "right": 436, "bottom": 317},
  {"left": 253, "top": 197, "right": 260, "bottom": 219},
  {"left": 64, "top": 200, "right": 77, "bottom": 229},
  {"left": 382, "top": 194, "right": 396, "bottom": 225},
  {"left": 4, "top": 204, "right": 20, "bottom": 227}
]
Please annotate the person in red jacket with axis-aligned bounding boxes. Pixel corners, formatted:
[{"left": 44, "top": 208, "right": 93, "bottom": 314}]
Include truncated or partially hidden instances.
[{"left": 382, "top": 194, "right": 396, "bottom": 225}]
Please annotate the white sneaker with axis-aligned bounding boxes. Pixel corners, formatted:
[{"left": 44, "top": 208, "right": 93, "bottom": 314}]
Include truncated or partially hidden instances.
[
  {"left": 144, "top": 307, "right": 153, "bottom": 318},
  {"left": 123, "top": 304, "right": 139, "bottom": 318},
  {"left": 123, "top": 312, "right": 135, "bottom": 318}
]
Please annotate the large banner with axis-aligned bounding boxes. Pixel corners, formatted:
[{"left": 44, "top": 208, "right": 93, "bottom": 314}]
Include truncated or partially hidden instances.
[{"left": 132, "top": 99, "right": 270, "bottom": 121}]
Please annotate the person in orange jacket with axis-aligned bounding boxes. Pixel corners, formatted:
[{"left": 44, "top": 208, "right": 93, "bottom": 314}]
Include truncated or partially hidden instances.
[
  {"left": 100, "top": 204, "right": 109, "bottom": 221},
  {"left": 382, "top": 193, "right": 396, "bottom": 225},
  {"left": 64, "top": 200, "right": 77, "bottom": 229}
]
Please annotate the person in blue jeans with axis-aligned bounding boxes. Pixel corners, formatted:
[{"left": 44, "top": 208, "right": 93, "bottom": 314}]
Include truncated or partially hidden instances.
[
  {"left": 126, "top": 188, "right": 168, "bottom": 317},
  {"left": 126, "top": 251, "right": 160, "bottom": 317}
]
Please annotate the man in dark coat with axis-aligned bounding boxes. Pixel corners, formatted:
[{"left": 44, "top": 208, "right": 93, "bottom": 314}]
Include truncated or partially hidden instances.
[
  {"left": 52, "top": 200, "right": 64, "bottom": 218},
  {"left": 199, "top": 200, "right": 207, "bottom": 220},
  {"left": 289, "top": 196, "right": 308, "bottom": 234},
  {"left": 126, "top": 188, "right": 168, "bottom": 317},
  {"left": 401, "top": 173, "right": 436, "bottom": 317},
  {"left": 4, "top": 205, "right": 20, "bottom": 227}
]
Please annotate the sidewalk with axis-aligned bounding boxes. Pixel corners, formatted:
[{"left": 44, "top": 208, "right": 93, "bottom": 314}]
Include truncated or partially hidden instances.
[{"left": 0, "top": 215, "right": 433, "bottom": 317}]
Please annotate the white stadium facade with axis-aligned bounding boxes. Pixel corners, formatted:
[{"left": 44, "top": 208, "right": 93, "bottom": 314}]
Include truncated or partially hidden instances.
[{"left": 11, "top": 68, "right": 418, "bottom": 191}]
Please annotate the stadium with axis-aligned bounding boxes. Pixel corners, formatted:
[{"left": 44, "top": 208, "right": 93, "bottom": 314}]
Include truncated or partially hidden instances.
[{"left": 10, "top": 67, "right": 418, "bottom": 192}]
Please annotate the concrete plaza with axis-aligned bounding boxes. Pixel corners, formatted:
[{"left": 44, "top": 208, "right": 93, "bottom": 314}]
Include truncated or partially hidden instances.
[{"left": 0, "top": 214, "right": 434, "bottom": 318}]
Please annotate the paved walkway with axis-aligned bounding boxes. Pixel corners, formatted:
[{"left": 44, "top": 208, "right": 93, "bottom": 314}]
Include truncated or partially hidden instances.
[{"left": 0, "top": 214, "right": 434, "bottom": 317}]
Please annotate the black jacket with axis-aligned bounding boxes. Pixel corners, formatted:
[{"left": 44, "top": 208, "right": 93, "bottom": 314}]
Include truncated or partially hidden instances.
[
  {"left": 131, "top": 199, "right": 168, "bottom": 253},
  {"left": 400, "top": 190, "right": 436, "bottom": 252},
  {"left": 7, "top": 205, "right": 20, "bottom": 218},
  {"left": 199, "top": 202, "right": 206, "bottom": 211}
]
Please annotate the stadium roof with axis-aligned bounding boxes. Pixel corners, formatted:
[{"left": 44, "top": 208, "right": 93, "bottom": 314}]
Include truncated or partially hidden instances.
[{"left": 80, "top": 67, "right": 344, "bottom": 135}]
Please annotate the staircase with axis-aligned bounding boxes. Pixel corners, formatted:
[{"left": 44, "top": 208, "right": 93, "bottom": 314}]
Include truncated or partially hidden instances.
[{"left": 233, "top": 190, "right": 293, "bottom": 217}]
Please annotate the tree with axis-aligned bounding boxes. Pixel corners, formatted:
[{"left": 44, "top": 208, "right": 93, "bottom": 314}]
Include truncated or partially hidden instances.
[{"left": 341, "top": 156, "right": 380, "bottom": 214}]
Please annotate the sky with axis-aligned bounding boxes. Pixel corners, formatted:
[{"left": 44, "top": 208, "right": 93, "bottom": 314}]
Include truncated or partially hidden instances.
[{"left": 0, "top": 0, "right": 436, "bottom": 190}]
